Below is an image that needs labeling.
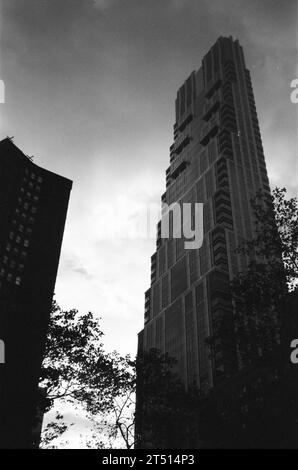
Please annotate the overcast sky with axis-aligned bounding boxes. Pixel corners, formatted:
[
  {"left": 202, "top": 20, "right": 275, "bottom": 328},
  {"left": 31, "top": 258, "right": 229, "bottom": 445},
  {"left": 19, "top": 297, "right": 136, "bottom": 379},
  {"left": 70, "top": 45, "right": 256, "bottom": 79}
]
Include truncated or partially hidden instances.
[{"left": 0, "top": 0, "right": 297, "bottom": 363}]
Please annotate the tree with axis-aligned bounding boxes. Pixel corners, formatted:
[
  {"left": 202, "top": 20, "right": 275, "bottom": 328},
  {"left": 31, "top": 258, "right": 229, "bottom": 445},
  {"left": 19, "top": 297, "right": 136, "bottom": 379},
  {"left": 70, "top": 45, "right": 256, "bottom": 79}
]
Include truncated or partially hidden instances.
[
  {"left": 135, "top": 348, "right": 202, "bottom": 449},
  {"left": 85, "top": 387, "right": 136, "bottom": 449},
  {"left": 84, "top": 349, "right": 200, "bottom": 449},
  {"left": 39, "top": 301, "right": 134, "bottom": 448},
  {"left": 232, "top": 187, "right": 297, "bottom": 366},
  {"left": 205, "top": 187, "right": 298, "bottom": 448},
  {"left": 83, "top": 356, "right": 136, "bottom": 449},
  {"left": 40, "top": 412, "right": 69, "bottom": 448}
]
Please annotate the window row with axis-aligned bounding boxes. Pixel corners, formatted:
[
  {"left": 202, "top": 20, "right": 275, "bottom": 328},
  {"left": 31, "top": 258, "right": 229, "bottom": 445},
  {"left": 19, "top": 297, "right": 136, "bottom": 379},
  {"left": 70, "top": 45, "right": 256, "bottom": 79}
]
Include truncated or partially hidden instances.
[
  {"left": 7, "top": 235, "right": 30, "bottom": 248},
  {"left": 0, "top": 268, "right": 22, "bottom": 286},
  {"left": 24, "top": 168, "right": 43, "bottom": 184}
]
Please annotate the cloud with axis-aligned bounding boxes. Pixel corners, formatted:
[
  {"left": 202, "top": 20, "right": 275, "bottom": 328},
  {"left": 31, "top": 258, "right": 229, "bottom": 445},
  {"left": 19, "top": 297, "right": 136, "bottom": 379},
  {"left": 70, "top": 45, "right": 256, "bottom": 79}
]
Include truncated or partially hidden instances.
[
  {"left": 55, "top": 168, "right": 161, "bottom": 346},
  {"left": 61, "top": 255, "right": 92, "bottom": 279}
]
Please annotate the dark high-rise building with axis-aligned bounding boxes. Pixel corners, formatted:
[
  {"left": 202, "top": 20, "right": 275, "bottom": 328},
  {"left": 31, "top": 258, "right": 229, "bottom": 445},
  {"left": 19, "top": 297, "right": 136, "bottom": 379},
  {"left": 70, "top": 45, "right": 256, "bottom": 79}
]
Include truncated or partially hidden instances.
[
  {"left": 137, "top": 37, "right": 279, "bottom": 447},
  {"left": 0, "top": 138, "right": 72, "bottom": 449}
]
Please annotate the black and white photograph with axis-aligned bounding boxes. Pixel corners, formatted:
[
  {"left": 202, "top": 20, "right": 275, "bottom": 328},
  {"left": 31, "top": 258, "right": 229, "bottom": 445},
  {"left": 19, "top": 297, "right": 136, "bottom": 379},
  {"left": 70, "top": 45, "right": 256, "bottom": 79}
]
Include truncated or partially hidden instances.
[{"left": 0, "top": 0, "right": 297, "bottom": 456}]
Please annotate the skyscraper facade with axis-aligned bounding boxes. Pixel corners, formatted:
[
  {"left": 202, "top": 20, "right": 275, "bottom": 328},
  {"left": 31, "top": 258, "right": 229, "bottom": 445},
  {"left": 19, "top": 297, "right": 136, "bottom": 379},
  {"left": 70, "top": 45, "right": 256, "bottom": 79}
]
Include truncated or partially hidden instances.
[
  {"left": 0, "top": 138, "right": 72, "bottom": 448},
  {"left": 137, "top": 37, "right": 274, "bottom": 445}
]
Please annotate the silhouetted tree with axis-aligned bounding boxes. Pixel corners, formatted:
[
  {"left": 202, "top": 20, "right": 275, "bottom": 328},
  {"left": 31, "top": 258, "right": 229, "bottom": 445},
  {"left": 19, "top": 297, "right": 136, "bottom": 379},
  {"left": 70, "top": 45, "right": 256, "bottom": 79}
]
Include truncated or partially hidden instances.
[
  {"left": 135, "top": 348, "right": 202, "bottom": 449},
  {"left": 85, "top": 349, "right": 201, "bottom": 449},
  {"left": 205, "top": 187, "right": 298, "bottom": 448},
  {"left": 40, "top": 412, "right": 69, "bottom": 448},
  {"left": 39, "top": 302, "right": 133, "bottom": 448},
  {"left": 85, "top": 386, "right": 136, "bottom": 449}
]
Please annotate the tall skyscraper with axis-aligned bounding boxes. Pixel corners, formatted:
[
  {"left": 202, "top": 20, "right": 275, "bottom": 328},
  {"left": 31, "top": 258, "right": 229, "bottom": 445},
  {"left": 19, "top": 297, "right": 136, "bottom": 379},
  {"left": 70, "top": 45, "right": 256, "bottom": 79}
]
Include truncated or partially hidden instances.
[
  {"left": 137, "top": 37, "right": 276, "bottom": 446},
  {"left": 0, "top": 138, "right": 72, "bottom": 448}
]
